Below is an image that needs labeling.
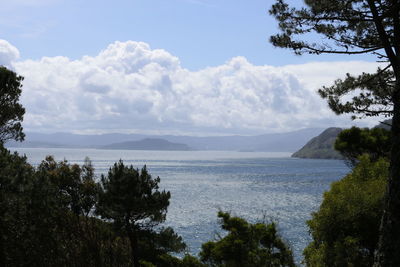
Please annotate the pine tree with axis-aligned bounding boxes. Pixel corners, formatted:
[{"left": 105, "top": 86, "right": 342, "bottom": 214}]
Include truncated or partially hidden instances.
[{"left": 270, "top": 1, "right": 400, "bottom": 265}]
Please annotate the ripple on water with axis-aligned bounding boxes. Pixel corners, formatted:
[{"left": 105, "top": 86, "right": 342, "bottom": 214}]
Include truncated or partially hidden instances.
[{"left": 10, "top": 148, "right": 349, "bottom": 264}]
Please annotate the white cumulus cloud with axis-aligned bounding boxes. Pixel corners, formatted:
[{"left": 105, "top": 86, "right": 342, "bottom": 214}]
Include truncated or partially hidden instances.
[
  {"left": 0, "top": 40, "right": 20, "bottom": 68},
  {"left": 4, "top": 40, "right": 384, "bottom": 135}
]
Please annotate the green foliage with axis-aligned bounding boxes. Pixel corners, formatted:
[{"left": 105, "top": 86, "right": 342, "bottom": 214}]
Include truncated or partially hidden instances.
[
  {"left": 270, "top": 2, "right": 400, "bottom": 263},
  {"left": 97, "top": 161, "right": 170, "bottom": 228},
  {"left": 0, "top": 145, "right": 185, "bottom": 267},
  {"left": 292, "top": 128, "right": 343, "bottom": 159},
  {"left": 97, "top": 161, "right": 172, "bottom": 265},
  {"left": 137, "top": 227, "right": 187, "bottom": 266},
  {"left": 152, "top": 254, "right": 206, "bottom": 267},
  {"left": 180, "top": 254, "right": 207, "bottom": 267},
  {"left": 269, "top": 1, "right": 396, "bottom": 120},
  {"left": 269, "top": 1, "right": 389, "bottom": 57},
  {"left": 335, "top": 127, "right": 391, "bottom": 166},
  {"left": 0, "top": 66, "right": 25, "bottom": 143},
  {"left": 1, "top": 144, "right": 297, "bottom": 267},
  {"left": 0, "top": 151, "right": 133, "bottom": 266},
  {"left": 318, "top": 70, "right": 394, "bottom": 119},
  {"left": 0, "top": 145, "right": 33, "bottom": 266},
  {"left": 303, "top": 155, "right": 388, "bottom": 267},
  {"left": 199, "top": 211, "right": 295, "bottom": 267}
]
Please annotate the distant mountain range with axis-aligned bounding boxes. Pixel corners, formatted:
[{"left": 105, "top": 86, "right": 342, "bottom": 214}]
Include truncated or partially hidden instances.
[
  {"left": 5, "top": 128, "right": 326, "bottom": 152},
  {"left": 101, "top": 138, "right": 192, "bottom": 151}
]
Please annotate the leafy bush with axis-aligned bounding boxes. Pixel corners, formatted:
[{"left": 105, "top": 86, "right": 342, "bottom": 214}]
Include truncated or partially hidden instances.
[
  {"left": 304, "top": 155, "right": 388, "bottom": 267},
  {"left": 200, "top": 212, "right": 295, "bottom": 267}
]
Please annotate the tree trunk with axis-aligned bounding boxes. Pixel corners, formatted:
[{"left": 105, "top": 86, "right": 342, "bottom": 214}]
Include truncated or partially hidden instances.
[
  {"left": 374, "top": 82, "right": 400, "bottom": 266},
  {"left": 127, "top": 227, "right": 140, "bottom": 267},
  {"left": 0, "top": 223, "right": 5, "bottom": 267}
]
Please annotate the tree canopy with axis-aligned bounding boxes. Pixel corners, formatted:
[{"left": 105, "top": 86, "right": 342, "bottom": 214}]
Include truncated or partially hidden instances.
[
  {"left": 269, "top": 0, "right": 396, "bottom": 120},
  {"left": 270, "top": 0, "right": 397, "bottom": 58},
  {"left": 0, "top": 149, "right": 133, "bottom": 266},
  {"left": 335, "top": 126, "right": 391, "bottom": 166},
  {"left": 0, "top": 146, "right": 187, "bottom": 267},
  {"left": 0, "top": 66, "right": 25, "bottom": 143},
  {"left": 97, "top": 161, "right": 172, "bottom": 266},
  {"left": 270, "top": 1, "right": 400, "bottom": 265},
  {"left": 199, "top": 211, "right": 295, "bottom": 267},
  {"left": 304, "top": 156, "right": 388, "bottom": 267}
]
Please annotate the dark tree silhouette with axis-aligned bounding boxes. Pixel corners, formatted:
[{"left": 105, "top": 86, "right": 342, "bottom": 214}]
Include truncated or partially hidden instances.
[
  {"left": 335, "top": 126, "right": 391, "bottom": 166},
  {"left": 0, "top": 66, "right": 25, "bottom": 143},
  {"left": 97, "top": 161, "right": 171, "bottom": 267},
  {"left": 270, "top": 1, "right": 400, "bottom": 265},
  {"left": 200, "top": 212, "right": 295, "bottom": 267}
]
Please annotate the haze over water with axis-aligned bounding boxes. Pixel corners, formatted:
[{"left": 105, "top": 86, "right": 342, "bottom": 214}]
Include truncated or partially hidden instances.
[{"left": 12, "top": 148, "right": 349, "bottom": 264}]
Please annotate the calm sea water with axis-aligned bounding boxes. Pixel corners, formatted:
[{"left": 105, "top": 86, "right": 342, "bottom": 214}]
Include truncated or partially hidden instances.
[{"left": 10, "top": 148, "right": 349, "bottom": 264}]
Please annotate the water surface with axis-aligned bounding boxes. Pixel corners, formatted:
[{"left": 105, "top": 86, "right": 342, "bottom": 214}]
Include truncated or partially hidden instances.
[{"left": 12, "top": 148, "right": 349, "bottom": 263}]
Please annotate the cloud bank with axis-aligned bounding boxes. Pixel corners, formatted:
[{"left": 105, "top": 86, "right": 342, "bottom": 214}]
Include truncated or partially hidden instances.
[
  {"left": 0, "top": 40, "right": 20, "bottom": 68},
  {"left": 1, "top": 40, "right": 383, "bottom": 135}
]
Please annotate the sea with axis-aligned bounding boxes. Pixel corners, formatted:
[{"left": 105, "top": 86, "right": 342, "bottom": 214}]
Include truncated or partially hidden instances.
[{"left": 10, "top": 148, "right": 350, "bottom": 264}]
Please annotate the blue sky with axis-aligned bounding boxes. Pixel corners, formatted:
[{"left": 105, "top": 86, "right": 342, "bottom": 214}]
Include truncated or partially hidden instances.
[
  {"left": 1, "top": 0, "right": 376, "bottom": 70},
  {"left": 0, "top": 0, "right": 383, "bottom": 135}
]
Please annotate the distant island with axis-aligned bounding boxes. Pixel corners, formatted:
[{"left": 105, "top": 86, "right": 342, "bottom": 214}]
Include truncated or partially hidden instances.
[
  {"left": 291, "top": 127, "right": 343, "bottom": 159},
  {"left": 100, "top": 138, "right": 192, "bottom": 151}
]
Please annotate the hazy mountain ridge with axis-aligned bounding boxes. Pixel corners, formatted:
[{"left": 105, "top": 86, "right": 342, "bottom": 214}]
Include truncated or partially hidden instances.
[
  {"left": 5, "top": 128, "right": 326, "bottom": 152},
  {"left": 101, "top": 138, "right": 192, "bottom": 151},
  {"left": 6, "top": 140, "right": 72, "bottom": 149}
]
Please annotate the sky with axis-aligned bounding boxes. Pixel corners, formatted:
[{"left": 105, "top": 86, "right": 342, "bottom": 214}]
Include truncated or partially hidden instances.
[{"left": 0, "top": 0, "right": 385, "bottom": 136}]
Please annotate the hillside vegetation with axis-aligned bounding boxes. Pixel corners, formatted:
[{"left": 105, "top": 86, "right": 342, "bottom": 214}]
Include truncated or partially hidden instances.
[{"left": 291, "top": 128, "right": 343, "bottom": 159}]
